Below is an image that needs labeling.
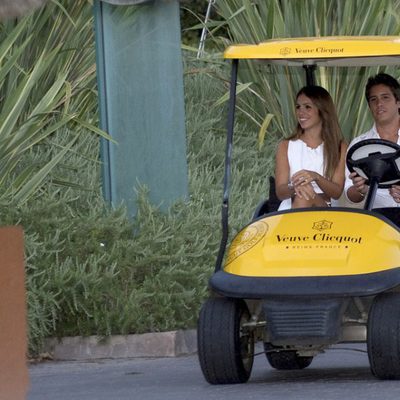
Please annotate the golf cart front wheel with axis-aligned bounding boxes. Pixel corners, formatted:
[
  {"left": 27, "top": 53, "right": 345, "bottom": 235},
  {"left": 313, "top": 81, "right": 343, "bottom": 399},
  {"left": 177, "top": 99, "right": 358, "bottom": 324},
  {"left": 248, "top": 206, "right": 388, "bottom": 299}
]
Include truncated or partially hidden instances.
[
  {"left": 367, "top": 292, "right": 400, "bottom": 379},
  {"left": 264, "top": 343, "right": 313, "bottom": 370},
  {"left": 197, "top": 297, "right": 254, "bottom": 384}
]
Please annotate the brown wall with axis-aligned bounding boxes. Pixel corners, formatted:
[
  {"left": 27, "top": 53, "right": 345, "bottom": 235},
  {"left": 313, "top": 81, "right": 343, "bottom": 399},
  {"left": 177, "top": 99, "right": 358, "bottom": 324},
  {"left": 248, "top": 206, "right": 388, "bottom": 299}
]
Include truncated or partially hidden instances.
[{"left": 0, "top": 226, "right": 28, "bottom": 399}]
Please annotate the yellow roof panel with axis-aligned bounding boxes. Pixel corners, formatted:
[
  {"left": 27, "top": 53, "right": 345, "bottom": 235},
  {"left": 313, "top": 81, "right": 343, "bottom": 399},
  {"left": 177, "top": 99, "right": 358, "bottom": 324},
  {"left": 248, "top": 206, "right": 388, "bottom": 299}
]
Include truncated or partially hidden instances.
[{"left": 224, "top": 36, "right": 400, "bottom": 66}]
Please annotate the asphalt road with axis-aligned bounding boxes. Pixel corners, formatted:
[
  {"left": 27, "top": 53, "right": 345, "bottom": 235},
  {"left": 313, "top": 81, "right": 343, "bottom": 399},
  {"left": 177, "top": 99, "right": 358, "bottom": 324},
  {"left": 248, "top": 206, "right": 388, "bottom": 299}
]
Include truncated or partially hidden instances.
[{"left": 28, "top": 344, "right": 400, "bottom": 400}]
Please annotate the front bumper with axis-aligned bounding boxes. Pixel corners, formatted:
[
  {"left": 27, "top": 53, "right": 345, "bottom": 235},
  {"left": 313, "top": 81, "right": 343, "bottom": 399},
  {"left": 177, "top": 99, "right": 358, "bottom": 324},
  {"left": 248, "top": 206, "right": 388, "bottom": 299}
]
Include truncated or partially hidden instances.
[{"left": 210, "top": 267, "right": 400, "bottom": 299}]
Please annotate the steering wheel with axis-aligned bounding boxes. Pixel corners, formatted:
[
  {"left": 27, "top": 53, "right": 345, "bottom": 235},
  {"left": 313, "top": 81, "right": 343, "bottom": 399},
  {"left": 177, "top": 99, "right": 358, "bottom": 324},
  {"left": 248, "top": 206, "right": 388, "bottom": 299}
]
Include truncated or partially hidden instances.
[{"left": 346, "top": 139, "right": 400, "bottom": 189}]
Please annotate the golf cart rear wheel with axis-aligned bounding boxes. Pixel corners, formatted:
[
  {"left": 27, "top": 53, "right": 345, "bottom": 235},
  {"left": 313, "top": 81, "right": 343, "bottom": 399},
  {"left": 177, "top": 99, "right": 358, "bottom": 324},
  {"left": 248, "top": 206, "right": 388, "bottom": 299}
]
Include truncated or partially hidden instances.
[
  {"left": 264, "top": 343, "right": 313, "bottom": 370},
  {"left": 197, "top": 297, "right": 254, "bottom": 384},
  {"left": 367, "top": 292, "right": 400, "bottom": 379}
]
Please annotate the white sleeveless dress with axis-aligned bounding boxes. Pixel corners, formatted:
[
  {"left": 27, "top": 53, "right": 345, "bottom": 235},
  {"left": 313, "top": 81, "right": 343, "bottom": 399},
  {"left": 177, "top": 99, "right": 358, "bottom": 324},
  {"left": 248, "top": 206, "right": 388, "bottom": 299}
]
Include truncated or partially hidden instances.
[{"left": 278, "top": 139, "right": 325, "bottom": 210}]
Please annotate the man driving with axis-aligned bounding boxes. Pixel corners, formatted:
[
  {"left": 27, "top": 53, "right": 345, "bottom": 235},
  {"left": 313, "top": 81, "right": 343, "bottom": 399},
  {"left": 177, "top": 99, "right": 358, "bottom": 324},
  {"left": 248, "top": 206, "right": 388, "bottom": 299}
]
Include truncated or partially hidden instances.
[{"left": 345, "top": 73, "right": 400, "bottom": 207}]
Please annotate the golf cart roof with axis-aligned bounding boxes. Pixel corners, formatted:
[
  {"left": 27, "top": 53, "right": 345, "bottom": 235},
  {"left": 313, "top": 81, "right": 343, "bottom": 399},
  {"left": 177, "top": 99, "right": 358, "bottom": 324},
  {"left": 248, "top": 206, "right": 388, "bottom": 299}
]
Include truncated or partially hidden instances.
[{"left": 224, "top": 36, "right": 400, "bottom": 66}]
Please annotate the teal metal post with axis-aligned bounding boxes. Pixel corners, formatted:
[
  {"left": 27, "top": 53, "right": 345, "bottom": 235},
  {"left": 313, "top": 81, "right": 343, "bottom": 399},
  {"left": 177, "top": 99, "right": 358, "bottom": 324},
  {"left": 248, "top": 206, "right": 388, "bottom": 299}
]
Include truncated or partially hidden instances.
[{"left": 94, "top": 0, "right": 188, "bottom": 216}]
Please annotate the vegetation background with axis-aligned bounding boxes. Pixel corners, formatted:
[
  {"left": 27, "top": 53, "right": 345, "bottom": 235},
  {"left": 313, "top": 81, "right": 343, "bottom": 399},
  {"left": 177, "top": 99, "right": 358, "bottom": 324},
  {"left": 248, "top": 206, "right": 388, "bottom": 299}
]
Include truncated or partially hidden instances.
[{"left": 1, "top": 0, "right": 399, "bottom": 355}]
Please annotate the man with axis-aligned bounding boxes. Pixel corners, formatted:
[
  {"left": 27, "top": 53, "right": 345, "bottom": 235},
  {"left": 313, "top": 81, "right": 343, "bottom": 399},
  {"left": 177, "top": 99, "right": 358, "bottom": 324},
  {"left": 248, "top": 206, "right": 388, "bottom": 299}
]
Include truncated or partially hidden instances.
[{"left": 345, "top": 73, "right": 400, "bottom": 207}]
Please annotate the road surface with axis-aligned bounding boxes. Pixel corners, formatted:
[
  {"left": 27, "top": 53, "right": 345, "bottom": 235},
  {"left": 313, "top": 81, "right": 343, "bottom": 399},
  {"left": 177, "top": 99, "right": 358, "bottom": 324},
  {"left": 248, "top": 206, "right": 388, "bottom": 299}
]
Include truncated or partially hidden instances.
[{"left": 28, "top": 344, "right": 400, "bottom": 400}]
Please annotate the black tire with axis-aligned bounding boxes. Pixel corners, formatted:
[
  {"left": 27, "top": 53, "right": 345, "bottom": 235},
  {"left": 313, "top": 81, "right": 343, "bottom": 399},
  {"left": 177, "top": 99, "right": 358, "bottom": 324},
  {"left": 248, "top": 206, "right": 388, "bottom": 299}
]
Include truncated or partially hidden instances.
[
  {"left": 197, "top": 297, "right": 254, "bottom": 384},
  {"left": 367, "top": 292, "right": 400, "bottom": 379},
  {"left": 264, "top": 343, "right": 313, "bottom": 370}
]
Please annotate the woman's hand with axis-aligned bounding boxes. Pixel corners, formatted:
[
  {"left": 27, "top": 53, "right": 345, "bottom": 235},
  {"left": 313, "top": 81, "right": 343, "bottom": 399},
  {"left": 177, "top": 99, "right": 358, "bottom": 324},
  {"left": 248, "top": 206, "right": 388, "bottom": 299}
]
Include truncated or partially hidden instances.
[
  {"left": 291, "top": 170, "right": 319, "bottom": 187},
  {"left": 293, "top": 182, "right": 317, "bottom": 200}
]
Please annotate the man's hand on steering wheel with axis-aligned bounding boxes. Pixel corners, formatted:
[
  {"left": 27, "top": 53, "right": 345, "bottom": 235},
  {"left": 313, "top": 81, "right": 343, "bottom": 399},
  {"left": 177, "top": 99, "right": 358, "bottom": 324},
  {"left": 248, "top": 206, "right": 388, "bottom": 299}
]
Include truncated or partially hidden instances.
[
  {"left": 389, "top": 184, "right": 400, "bottom": 203},
  {"left": 349, "top": 171, "right": 368, "bottom": 196}
]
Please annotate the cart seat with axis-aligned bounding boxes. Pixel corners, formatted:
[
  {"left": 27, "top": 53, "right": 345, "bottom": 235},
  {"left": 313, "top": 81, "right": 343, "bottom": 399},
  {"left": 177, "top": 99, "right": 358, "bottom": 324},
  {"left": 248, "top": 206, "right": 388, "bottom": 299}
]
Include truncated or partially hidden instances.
[{"left": 253, "top": 176, "right": 281, "bottom": 219}]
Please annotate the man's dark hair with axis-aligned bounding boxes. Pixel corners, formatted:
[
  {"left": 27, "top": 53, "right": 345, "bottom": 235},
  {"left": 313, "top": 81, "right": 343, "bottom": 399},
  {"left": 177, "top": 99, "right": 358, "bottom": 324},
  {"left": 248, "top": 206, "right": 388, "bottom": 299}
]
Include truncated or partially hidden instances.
[{"left": 365, "top": 72, "right": 400, "bottom": 102}]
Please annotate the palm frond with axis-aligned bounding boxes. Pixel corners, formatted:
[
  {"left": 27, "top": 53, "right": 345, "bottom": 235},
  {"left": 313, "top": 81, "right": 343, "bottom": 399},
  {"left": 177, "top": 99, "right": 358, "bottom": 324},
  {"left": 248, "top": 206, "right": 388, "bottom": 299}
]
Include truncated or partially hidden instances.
[{"left": 0, "top": 0, "right": 103, "bottom": 203}]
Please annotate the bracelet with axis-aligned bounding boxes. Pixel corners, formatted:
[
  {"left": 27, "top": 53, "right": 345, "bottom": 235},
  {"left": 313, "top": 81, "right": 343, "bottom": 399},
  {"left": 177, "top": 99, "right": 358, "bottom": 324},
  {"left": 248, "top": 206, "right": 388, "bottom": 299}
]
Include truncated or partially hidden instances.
[{"left": 288, "top": 182, "right": 296, "bottom": 197}]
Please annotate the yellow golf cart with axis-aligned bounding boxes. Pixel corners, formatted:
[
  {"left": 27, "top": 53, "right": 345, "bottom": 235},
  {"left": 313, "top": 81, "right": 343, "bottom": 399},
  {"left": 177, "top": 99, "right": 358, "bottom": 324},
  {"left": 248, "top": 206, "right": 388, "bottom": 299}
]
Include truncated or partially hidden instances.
[{"left": 197, "top": 36, "right": 400, "bottom": 384}]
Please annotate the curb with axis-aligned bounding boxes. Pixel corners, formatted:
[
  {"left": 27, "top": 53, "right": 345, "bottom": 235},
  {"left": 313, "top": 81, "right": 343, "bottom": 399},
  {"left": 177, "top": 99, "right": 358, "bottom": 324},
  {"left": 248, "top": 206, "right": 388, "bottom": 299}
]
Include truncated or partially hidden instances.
[{"left": 44, "top": 329, "right": 197, "bottom": 361}]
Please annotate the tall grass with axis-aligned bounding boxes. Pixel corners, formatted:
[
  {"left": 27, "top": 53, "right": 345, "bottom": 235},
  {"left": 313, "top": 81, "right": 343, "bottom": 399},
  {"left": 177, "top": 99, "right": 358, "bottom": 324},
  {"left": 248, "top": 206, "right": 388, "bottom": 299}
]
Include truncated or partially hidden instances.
[
  {"left": 11, "top": 56, "right": 273, "bottom": 355},
  {"left": 13, "top": 0, "right": 400, "bottom": 355},
  {"left": 0, "top": 0, "right": 111, "bottom": 352},
  {"left": 0, "top": 0, "right": 109, "bottom": 204}
]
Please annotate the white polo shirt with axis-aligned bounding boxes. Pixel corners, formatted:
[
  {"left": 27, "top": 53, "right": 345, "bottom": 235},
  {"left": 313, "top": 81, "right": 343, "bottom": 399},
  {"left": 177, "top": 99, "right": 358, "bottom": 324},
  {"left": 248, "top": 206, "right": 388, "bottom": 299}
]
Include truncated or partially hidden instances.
[{"left": 345, "top": 124, "right": 400, "bottom": 208}]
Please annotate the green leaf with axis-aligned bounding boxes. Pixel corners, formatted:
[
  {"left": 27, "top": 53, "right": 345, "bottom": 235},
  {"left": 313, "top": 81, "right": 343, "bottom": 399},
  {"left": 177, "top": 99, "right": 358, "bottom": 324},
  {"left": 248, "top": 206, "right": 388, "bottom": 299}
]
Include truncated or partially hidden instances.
[
  {"left": 213, "top": 82, "right": 253, "bottom": 107},
  {"left": 258, "top": 113, "right": 274, "bottom": 150},
  {"left": 74, "top": 118, "right": 116, "bottom": 143},
  {"left": 12, "top": 135, "right": 79, "bottom": 204},
  {"left": 0, "top": 46, "right": 61, "bottom": 137}
]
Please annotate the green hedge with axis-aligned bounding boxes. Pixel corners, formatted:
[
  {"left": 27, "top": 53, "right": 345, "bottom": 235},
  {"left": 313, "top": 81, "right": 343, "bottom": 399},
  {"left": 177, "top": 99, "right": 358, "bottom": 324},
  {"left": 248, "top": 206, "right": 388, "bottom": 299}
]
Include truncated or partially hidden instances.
[{"left": 4, "top": 60, "right": 274, "bottom": 355}]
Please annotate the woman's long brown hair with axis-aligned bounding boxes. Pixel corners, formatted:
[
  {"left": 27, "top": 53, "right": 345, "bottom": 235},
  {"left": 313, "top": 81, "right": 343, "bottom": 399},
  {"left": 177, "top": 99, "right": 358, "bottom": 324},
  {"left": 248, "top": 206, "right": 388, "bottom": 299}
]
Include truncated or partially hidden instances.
[{"left": 288, "top": 85, "right": 344, "bottom": 180}]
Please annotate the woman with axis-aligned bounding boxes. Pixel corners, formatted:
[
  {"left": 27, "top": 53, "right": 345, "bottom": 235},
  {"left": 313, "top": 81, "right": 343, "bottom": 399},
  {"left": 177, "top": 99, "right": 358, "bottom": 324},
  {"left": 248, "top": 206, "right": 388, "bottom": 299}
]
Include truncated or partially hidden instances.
[{"left": 275, "top": 85, "right": 347, "bottom": 210}]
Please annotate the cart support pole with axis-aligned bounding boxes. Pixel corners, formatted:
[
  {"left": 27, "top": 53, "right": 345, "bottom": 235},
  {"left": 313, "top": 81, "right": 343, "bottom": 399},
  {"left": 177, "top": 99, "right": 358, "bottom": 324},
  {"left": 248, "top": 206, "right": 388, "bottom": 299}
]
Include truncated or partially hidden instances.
[
  {"left": 303, "top": 64, "right": 316, "bottom": 86},
  {"left": 215, "top": 59, "right": 238, "bottom": 272},
  {"left": 364, "top": 177, "right": 379, "bottom": 211}
]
